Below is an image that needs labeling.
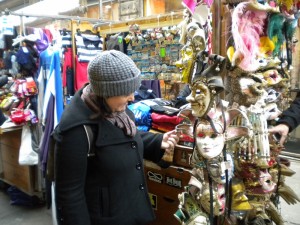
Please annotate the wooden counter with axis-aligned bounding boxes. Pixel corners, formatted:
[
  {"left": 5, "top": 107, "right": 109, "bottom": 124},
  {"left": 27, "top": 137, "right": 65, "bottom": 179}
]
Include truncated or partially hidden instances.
[{"left": 0, "top": 125, "right": 41, "bottom": 197}]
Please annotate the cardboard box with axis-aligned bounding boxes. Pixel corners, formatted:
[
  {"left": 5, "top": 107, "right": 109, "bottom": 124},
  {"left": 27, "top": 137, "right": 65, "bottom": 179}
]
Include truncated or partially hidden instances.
[{"left": 144, "top": 161, "right": 192, "bottom": 225}]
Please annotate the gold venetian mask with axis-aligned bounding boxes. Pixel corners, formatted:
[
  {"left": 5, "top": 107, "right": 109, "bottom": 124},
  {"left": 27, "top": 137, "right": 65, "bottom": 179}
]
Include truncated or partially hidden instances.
[{"left": 231, "top": 178, "right": 252, "bottom": 211}]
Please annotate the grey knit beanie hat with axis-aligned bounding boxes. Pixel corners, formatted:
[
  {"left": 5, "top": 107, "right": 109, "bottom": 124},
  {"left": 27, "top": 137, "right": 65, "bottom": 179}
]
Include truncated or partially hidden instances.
[{"left": 88, "top": 50, "right": 141, "bottom": 97}]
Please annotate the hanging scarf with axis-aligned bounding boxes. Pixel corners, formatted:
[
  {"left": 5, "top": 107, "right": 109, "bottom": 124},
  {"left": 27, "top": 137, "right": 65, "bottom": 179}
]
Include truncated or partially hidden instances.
[{"left": 81, "top": 84, "right": 137, "bottom": 137}]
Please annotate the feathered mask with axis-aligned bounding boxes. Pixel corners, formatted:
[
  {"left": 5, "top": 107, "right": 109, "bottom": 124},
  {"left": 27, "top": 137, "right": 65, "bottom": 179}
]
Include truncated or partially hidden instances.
[{"left": 231, "top": 2, "right": 268, "bottom": 71}]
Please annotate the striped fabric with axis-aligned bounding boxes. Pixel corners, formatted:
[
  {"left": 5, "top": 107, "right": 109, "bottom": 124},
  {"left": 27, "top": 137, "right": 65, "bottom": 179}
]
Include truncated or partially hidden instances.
[
  {"left": 75, "top": 33, "right": 103, "bottom": 62},
  {"left": 61, "top": 33, "right": 72, "bottom": 48}
]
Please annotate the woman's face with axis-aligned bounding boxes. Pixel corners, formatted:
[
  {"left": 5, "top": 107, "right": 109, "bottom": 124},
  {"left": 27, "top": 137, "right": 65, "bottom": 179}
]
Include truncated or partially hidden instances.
[
  {"left": 195, "top": 121, "right": 225, "bottom": 159},
  {"left": 106, "top": 93, "right": 135, "bottom": 112}
]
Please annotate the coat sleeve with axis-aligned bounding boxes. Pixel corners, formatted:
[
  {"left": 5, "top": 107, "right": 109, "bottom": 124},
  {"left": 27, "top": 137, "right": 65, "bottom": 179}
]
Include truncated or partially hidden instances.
[
  {"left": 277, "top": 93, "right": 300, "bottom": 132},
  {"left": 54, "top": 126, "right": 91, "bottom": 225},
  {"left": 139, "top": 130, "right": 165, "bottom": 163}
]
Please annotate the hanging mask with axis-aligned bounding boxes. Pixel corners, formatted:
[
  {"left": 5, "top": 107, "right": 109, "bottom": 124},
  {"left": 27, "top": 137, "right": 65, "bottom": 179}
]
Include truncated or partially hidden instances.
[
  {"left": 186, "top": 81, "right": 211, "bottom": 118},
  {"left": 175, "top": 47, "right": 194, "bottom": 84},
  {"left": 226, "top": 75, "right": 264, "bottom": 107},
  {"left": 200, "top": 183, "right": 226, "bottom": 216},
  {"left": 207, "top": 153, "right": 234, "bottom": 184},
  {"left": 195, "top": 119, "right": 225, "bottom": 159},
  {"left": 231, "top": 178, "right": 252, "bottom": 211},
  {"left": 257, "top": 169, "right": 276, "bottom": 193},
  {"left": 262, "top": 69, "right": 282, "bottom": 86},
  {"left": 236, "top": 161, "right": 276, "bottom": 195},
  {"left": 175, "top": 191, "right": 209, "bottom": 225}
]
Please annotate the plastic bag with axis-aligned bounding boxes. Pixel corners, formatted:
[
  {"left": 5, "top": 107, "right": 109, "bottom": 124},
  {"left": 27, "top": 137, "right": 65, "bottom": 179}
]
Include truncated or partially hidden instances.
[{"left": 18, "top": 125, "right": 38, "bottom": 165}]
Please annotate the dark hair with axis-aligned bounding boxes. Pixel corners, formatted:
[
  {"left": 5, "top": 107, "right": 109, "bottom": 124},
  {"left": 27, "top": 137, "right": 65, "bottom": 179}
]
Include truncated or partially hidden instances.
[{"left": 84, "top": 93, "right": 112, "bottom": 120}]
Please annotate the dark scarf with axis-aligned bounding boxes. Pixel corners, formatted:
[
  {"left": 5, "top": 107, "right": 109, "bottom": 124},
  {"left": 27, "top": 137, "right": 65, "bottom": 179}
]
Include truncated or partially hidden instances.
[{"left": 81, "top": 84, "right": 136, "bottom": 137}]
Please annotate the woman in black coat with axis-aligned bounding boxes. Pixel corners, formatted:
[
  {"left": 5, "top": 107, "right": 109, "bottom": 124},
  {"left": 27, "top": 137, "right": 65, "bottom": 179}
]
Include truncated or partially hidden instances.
[{"left": 53, "top": 50, "right": 179, "bottom": 225}]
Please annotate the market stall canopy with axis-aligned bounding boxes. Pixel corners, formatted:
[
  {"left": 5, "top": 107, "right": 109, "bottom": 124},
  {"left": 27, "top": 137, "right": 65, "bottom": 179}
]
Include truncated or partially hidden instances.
[{"left": 3, "top": 0, "right": 80, "bottom": 26}]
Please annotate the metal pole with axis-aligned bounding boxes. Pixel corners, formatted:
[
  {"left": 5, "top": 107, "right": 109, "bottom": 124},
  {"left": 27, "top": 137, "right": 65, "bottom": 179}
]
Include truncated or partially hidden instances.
[{"left": 99, "top": 0, "right": 103, "bottom": 19}]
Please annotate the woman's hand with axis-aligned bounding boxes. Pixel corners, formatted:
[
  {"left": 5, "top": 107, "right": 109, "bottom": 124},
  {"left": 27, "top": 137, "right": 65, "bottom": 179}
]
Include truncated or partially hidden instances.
[
  {"left": 160, "top": 130, "right": 180, "bottom": 163},
  {"left": 161, "top": 130, "right": 180, "bottom": 154},
  {"left": 268, "top": 124, "right": 289, "bottom": 146}
]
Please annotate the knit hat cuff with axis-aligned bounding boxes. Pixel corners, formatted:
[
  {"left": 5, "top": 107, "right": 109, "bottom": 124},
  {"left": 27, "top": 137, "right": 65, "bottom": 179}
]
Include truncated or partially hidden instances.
[{"left": 91, "top": 74, "right": 141, "bottom": 97}]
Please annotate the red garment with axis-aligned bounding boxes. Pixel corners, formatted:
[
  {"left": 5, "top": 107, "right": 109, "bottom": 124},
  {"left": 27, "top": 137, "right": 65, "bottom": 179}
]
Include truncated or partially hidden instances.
[
  {"left": 151, "top": 112, "right": 183, "bottom": 125},
  {"left": 62, "top": 48, "right": 73, "bottom": 87},
  {"left": 43, "top": 28, "right": 53, "bottom": 43},
  {"left": 75, "top": 56, "right": 89, "bottom": 91},
  {"left": 179, "top": 133, "right": 194, "bottom": 143},
  {"left": 151, "top": 122, "right": 176, "bottom": 132}
]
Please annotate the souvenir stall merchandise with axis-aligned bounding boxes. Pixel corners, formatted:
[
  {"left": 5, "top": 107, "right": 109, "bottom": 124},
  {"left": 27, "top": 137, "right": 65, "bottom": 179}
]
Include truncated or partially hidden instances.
[
  {"left": 72, "top": 22, "right": 104, "bottom": 91},
  {"left": 99, "top": 11, "right": 186, "bottom": 100},
  {"left": 0, "top": 1, "right": 299, "bottom": 223},
  {"left": 169, "top": 1, "right": 300, "bottom": 225},
  {"left": 0, "top": 18, "right": 88, "bottom": 200},
  {"left": 0, "top": 10, "right": 186, "bottom": 206}
]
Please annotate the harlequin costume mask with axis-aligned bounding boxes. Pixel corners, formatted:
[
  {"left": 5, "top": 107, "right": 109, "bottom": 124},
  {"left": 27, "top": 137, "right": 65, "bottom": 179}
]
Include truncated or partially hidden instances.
[{"left": 186, "top": 81, "right": 212, "bottom": 118}]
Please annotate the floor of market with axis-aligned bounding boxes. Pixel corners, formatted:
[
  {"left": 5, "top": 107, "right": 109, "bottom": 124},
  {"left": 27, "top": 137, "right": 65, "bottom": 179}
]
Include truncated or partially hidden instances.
[{"left": 0, "top": 156, "right": 300, "bottom": 225}]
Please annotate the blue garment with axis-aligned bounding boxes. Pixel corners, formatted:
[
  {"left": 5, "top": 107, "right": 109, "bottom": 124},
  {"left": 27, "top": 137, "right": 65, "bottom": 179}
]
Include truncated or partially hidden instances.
[
  {"left": 42, "top": 50, "right": 63, "bottom": 127},
  {"left": 128, "top": 102, "right": 152, "bottom": 127}
]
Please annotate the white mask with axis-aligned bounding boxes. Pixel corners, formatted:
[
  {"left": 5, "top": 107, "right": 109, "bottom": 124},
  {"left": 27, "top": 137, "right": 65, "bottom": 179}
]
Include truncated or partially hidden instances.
[{"left": 195, "top": 120, "right": 225, "bottom": 159}]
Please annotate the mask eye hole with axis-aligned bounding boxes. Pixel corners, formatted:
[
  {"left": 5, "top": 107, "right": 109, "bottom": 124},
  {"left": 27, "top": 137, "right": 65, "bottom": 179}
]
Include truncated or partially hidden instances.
[{"left": 210, "top": 133, "right": 218, "bottom": 138}]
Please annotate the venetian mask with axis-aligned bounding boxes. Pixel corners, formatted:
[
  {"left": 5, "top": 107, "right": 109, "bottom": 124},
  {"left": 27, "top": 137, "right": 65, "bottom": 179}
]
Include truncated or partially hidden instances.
[
  {"left": 175, "top": 47, "right": 194, "bottom": 83},
  {"left": 236, "top": 160, "right": 276, "bottom": 195},
  {"left": 175, "top": 191, "right": 208, "bottom": 225},
  {"left": 231, "top": 178, "right": 252, "bottom": 211},
  {"left": 188, "top": 214, "right": 209, "bottom": 225},
  {"left": 258, "top": 169, "right": 276, "bottom": 193},
  {"left": 195, "top": 119, "right": 225, "bottom": 159},
  {"left": 187, "top": 22, "right": 206, "bottom": 51},
  {"left": 207, "top": 153, "right": 234, "bottom": 184},
  {"left": 225, "top": 75, "right": 264, "bottom": 107},
  {"left": 200, "top": 184, "right": 226, "bottom": 216},
  {"left": 186, "top": 81, "right": 211, "bottom": 118},
  {"left": 262, "top": 69, "right": 282, "bottom": 86}
]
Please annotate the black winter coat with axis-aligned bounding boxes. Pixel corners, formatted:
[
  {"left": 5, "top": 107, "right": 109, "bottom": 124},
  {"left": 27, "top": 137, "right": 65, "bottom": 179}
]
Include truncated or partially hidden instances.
[
  {"left": 277, "top": 92, "right": 300, "bottom": 131},
  {"left": 53, "top": 89, "right": 165, "bottom": 225}
]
